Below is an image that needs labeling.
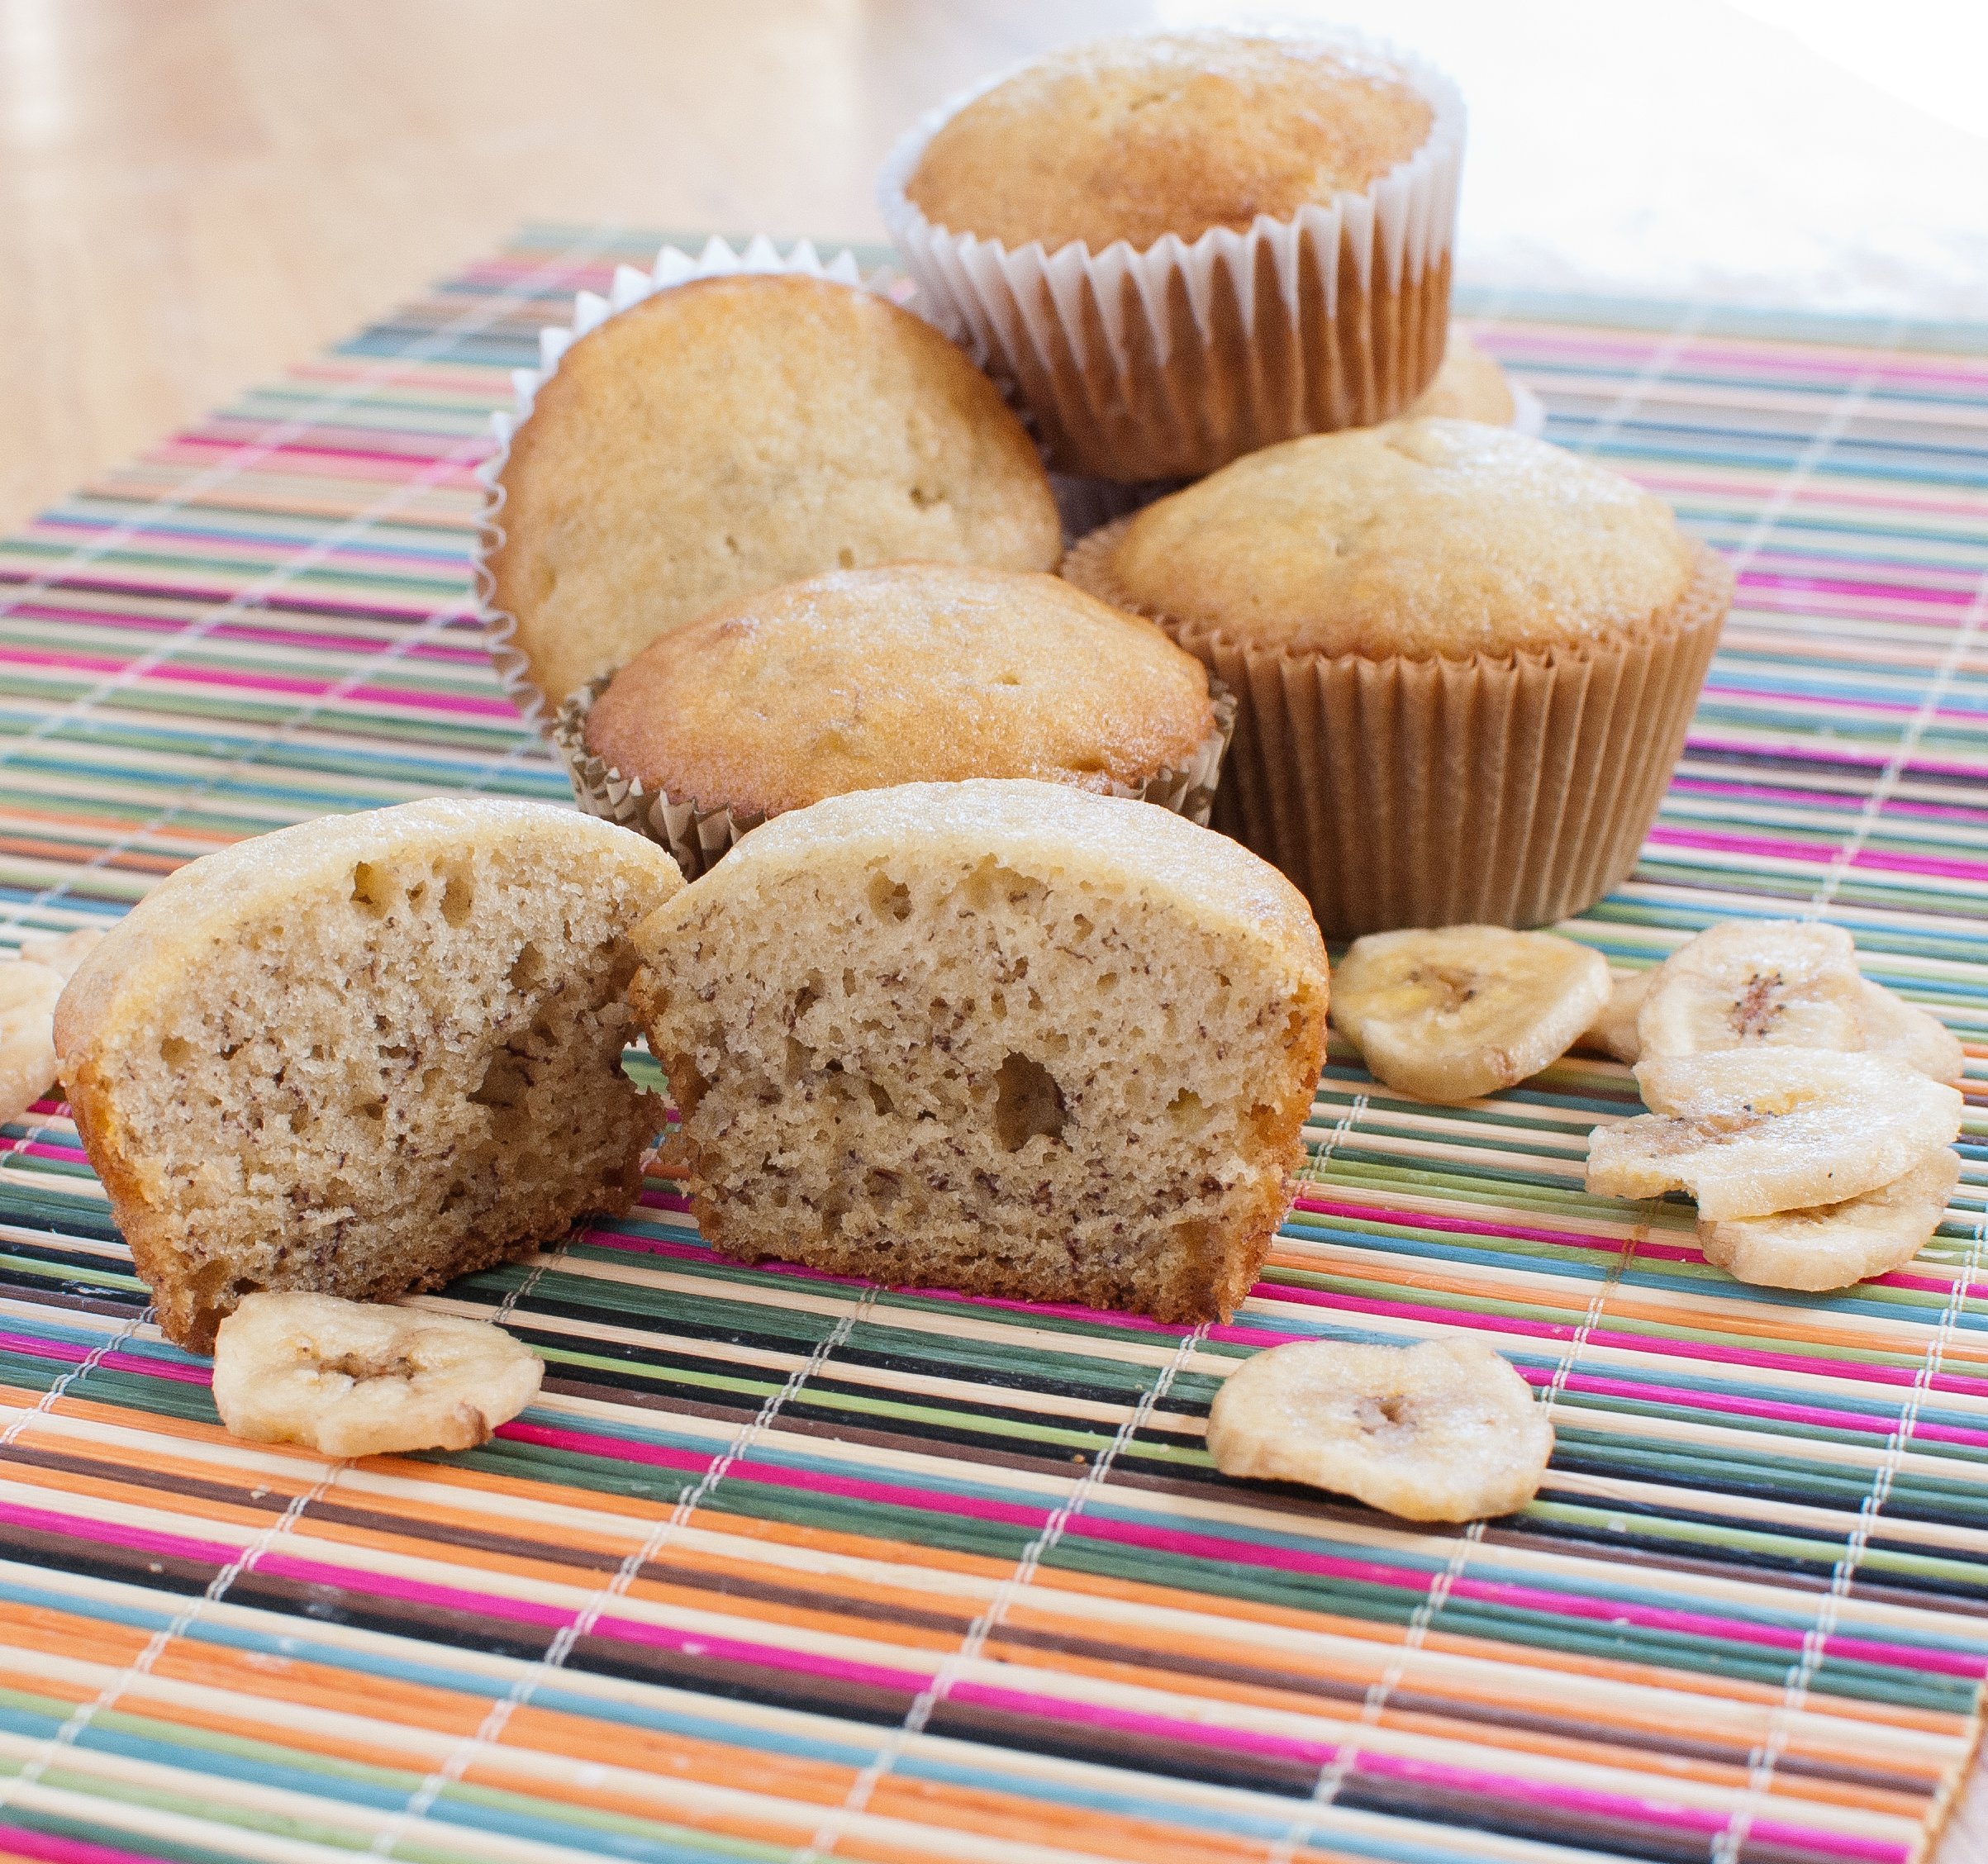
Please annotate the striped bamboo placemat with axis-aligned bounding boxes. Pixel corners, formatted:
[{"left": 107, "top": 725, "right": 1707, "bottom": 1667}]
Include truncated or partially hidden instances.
[{"left": 0, "top": 226, "right": 1980, "bottom": 1864}]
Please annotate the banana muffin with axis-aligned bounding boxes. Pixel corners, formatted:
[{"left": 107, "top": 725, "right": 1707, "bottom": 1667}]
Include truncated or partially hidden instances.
[
  {"left": 902, "top": 32, "right": 1435, "bottom": 253},
  {"left": 879, "top": 29, "right": 1464, "bottom": 479},
  {"left": 1403, "top": 328, "right": 1517, "bottom": 426},
  {"left": 483, "top": 273, "right": 1062, "bottom": 725},
  {"left": 55, "top": 800, "right": 683, "bottom": 1352},
  {"left": 564, "top": 563, "right": 1230, "bottom": 873},
  {"left": 630, "top": 778, "right": 1331, "bottom": 1322},
  {"left": 1065, "top": 418, "right": 1731, "bottom": 934}
]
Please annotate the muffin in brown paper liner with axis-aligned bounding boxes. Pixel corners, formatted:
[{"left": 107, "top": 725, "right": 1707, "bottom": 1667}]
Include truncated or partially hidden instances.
[
  {"left": 879, "top": 29, "right": 1464, "bottom": 483},
  {"left": 1066, "top": 522, "right": 1730, "bottom": 937},
  {"left": 550, "top": 672, "right": 1239, "bottom": 880}
]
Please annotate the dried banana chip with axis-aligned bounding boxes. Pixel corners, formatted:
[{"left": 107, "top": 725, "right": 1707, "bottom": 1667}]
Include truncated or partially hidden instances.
[
  {"left": 1205, "top": 1336, "right": 1553, "bottom": 1523},
  {"left": 0, "top": 962, "right": 62, "bottom": 1016},
  {"left": 0, "top": 960, "right": 64, "bottom": 1129},
  {"left": 19, "top": 928, "right": 103, "bottom": 982},
  {"left": 1698, "top": 1148, "right": 1960, "bottom": 1292},
  {"left": 1330, "top": 926, "right": 1611, "bottom": 1103},
  {"left": 1588, "top": 1050, "right": 1962, "bottom": 1221},
  {"left": 1857, "top": 979, "right": 1964, "bottom": 1084},
  {"left": 1637, "top": 919, "right": 1862, "bottom": 1058},
  {"left": 211, "top": 1292, "right": 543, "bottom": 1458},
  {"left": 1582, "top": 970, "right": 1653, "bottom": 1063}
]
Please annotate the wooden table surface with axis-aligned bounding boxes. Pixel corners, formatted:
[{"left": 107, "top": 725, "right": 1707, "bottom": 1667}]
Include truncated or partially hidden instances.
[
  {"left": 0, "top": 0, "right": 1157, "bottom": 535},
  {"left": 3, "top": 2, "right": 1983, "bottom": 1855}
]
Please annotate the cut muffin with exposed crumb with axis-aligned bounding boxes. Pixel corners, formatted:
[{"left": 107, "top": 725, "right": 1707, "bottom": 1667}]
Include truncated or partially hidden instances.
[
  {"left": 628, "top": 778, "right": 1330, "bottom": 1322},
  {"left": 55, "top": 798, "right": 682, "bottom": 1352}
]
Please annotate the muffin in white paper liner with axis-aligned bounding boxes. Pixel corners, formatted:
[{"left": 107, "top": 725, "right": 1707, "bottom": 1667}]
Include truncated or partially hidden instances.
[
  {"left": 878, "top": 28, "right": 1466, "bottom": 483},
  {"left": 472, "top": 235, "right": 900, "bottom": 740},
  {"left": 551, "top": 672, "right": 1240, "bottom": 880}
]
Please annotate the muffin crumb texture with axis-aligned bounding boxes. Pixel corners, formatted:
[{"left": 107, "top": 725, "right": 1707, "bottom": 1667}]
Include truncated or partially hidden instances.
[
  {"left": 1108, "top": 418, "right": 1698, "bottom": 659},
  {"left": 55, "top": 801, "right": 679, "bottom": 1352},
  {"left": 907, "top": 31, "right": 1434, "bottom": 253},
  {"left": 631, "top": 781, "right": 1329, "bottom": 1322}
]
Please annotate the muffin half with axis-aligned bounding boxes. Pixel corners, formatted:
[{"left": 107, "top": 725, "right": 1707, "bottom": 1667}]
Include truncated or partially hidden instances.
[{"left": 629, "top": 779, "right": 1331, "bottom": 1323}]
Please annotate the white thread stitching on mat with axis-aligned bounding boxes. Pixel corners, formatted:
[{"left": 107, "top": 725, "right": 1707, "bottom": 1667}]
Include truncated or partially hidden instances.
[
  {"left": 0, "top": 1439, "right": 345, "bottom": 1812},
  {"left": 1724, "top": 326, "right": 1903, "bottom": 587},
  {"left": 488, "top": 1234, "right": 573, "bottom": 1329},
  {"left": 797, "top": 1088, "right": 1363, "bottom": 1860},
  {"left": 1805, "top": 563, "right": 1988, "bottom": 921},
  {"left": 0, "top": 457, "right": 489, "bottom": 937},
  {"left": 793, "top": 1319, "right": 1213, "bottom": 1864},
  {"left": 1710, "top": 337, "right": 1979, "bottom": 1855},
  {"left": 0, "top": 1307, "right": 155, "bottom": 1449},
  {"left": 1542, "top": 1203, "right": 1646, "bottom": 1422},
  {"left": 459, "top": 711, "right": 562, "bottom": 796},
  {"left": 1267, "top": 1518, "right": 1486, "bottom": 1864},
  {"left": 1307, "top": 1091, "right": 1368, "bottom": 1184},
  {"left": 0, "top": 225, "right": 621, "bottom": 632},
  {"left": 1575, "top": 305, "right": 1708, "bottom": 460},
  {"left": 1266, "top": 1188, "right": 1648, "bottom": 1862},
  {"left": 0, "top": 1093, "right": 91, "bottom": 1182},
  {"left": 364, "top": 1283, "right": 881, "bottom": 1857},
  {"left": 1710, "top": 1209, "right": 1983, "bottom": 1864}
]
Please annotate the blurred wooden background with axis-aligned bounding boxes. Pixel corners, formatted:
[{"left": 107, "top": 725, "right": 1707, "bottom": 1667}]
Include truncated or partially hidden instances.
[
  {"left": 6, "top": 0, "right": 1983, "bottom": 536},
  {"left": 7, "top": 0, "right": 1988, "bottom": 539},
  {"left": 0, "top": 0, "right": 1154, "bottom": 532}
]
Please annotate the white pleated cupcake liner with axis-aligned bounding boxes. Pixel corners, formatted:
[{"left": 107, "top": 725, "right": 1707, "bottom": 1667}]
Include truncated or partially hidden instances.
[
  {"left": 552, "top": 672, "right": 1241, "bottom": 879},
  {"left": 472, "top": 235, "right": 901, "bottom": 740},
  {"left": 877, "top": 26, "right": 1466, "bottom": 482}
]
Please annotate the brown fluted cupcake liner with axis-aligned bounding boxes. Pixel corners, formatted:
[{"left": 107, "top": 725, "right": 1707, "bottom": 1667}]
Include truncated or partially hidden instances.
[
  {"left": 877, "top": 30, "right": 1465, "bottom": 483},
  {"left": 1066, "top": 526, "right": 1731, "bottom": 937},
  {"left": 550, "top": 673, "right": 1240, "bottom": 880}
]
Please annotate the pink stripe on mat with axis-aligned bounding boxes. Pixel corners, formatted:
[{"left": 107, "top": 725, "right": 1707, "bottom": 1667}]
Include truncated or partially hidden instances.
[
  {"left": 944, "top": 1683, "right": 1903, "bottom": 1859},
  {"left": 0, "top": 1828, "right": 181, "bottom": 1864},
  {"left": 591, "top": 1614, "right": 932, "bottom": 1695},
  {"left": 0, "top": 1500, "right": 238, "bottom": 1569},
  {"left": 254, "top": 1554, "right": 578, "bottom": 1627}
]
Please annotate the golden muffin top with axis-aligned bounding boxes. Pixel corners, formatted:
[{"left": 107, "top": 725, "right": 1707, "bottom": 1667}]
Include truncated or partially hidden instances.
[
  {"left": 486, "top": 274, "right": 1061, "bottom": 711},
  {"left": 1402, "top": 329, "right": 1515, "bottom": 426},
  {"left": 583, "top": 563, "right": 1215, "bottom": 817},
  {"left": 904, "top": 31, "right": 1434, "bottom": 254},
  {"left": 1096, "top": 419, "right": 1699, "bottom": 659}
]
